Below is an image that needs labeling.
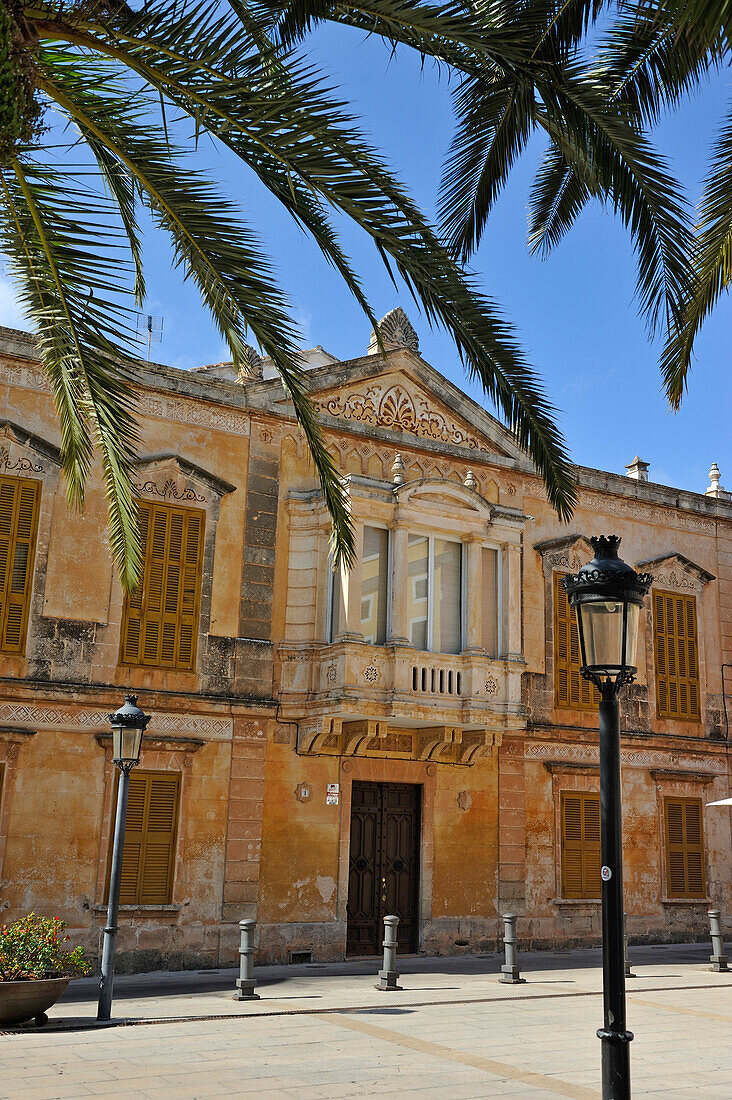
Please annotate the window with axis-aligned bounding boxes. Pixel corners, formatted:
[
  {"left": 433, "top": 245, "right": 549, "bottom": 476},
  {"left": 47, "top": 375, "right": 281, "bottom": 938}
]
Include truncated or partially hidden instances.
[
  {"left": 407, "top": 534, "right": 462, "bottom": 654},
  {"left": 361, "top": 526, "right": 389, "bottom": 644},
  {"left": 120, "top": 501, "right": 204, "bottom": 671},
  {"left": 560, "top": 791, "right": 601, "bottom": 899},
  {"left": 109, "top": 770, "right": 180, "bottom": 905},
  {"left": 664, "top": 797, "right": 705, "bottom": 898},
  {"left": 0, "top": 475, "right": 40, "bottom": 655},
  {"left": 482, "top": 547, "right": 498, "bottom": 657},
  {"left": 554, "top": 572, "right": 598, "bottom": 710},
  {"left": 653, "top": 590, "right": 700, "bottom": 720}
]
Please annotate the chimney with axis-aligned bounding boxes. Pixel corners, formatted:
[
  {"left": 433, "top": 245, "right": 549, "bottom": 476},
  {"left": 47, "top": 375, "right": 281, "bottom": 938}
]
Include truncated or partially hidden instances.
[
  {"left": 625, "top": 456, "right": 649, "bottom": 483},
  {"left": 706, "top": 463, "right": 731, "bottom": 502}
]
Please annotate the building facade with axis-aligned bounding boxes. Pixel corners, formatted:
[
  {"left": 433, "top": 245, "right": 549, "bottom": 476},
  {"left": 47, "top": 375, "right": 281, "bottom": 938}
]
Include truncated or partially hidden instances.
[{"left": 0, "top": 312, "right": 730, "bottom": 969}]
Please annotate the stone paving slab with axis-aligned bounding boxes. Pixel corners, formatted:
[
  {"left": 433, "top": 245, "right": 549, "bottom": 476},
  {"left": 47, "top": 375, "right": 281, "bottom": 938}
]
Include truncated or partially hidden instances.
[
  {"left": 2, "top": 982, "right": 732, "bottom": 1099},
  {"left": 2, "top": 944, "right": 732, "bottom": 1098},
  {"left": 18, "top": 941, "right": 726, "bottom": 1029}
]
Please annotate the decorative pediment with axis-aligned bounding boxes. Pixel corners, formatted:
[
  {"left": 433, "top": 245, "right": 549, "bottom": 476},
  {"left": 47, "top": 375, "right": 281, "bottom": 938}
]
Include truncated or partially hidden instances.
[
  {"left": 312, "top": 372, "right": 515, "bottom": 458},
  {"left": 134, "top": 453, "right": 236, "bottom": 504},
  {"left": 534, "top": 534, "right": 594, "bottom": 575},
  {"left": 0, "top": 419, "right": 62, "bottom": 475},
  {"left": 635, "top": 552, "right": 715, "bottom": 593},
  {"left": 396, "top": 478, "right": 493, "bottom": 519}
]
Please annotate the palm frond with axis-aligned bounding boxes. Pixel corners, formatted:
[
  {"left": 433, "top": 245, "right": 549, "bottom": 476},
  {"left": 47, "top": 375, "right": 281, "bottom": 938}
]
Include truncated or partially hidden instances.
[
  {"left": 662, "top": 101, "right": 732, "bottom": 406},
  {"left": 0, "top": 154, "right": 143, "bottom": 589}
]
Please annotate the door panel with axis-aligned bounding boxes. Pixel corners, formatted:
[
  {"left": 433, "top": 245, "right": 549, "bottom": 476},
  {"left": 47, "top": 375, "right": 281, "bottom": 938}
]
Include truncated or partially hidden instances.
[{"left": 347, "top": 782, "right": 420, "bottom": 955}]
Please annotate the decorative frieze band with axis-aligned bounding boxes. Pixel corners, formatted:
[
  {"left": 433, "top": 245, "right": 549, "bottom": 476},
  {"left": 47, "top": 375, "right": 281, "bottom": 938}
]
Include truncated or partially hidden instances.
[
  {"left": 524, "top": 740, "right": 725, "bottom": 774},
  {"left": 0, "top": 703, "right": 233, "bottom": 741},
  {"left": 0, "top": 361, "right": 251, "bottom": 438}
]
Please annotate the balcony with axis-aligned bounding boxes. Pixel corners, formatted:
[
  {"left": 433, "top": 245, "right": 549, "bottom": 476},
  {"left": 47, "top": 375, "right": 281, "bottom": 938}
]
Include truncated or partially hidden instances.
[{"left": 277, "top": 640, "right": 526, "bottom": 763}]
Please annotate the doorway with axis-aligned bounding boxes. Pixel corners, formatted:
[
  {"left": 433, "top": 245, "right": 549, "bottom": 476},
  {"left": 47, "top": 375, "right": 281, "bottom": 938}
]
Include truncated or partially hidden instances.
[{"left": 346, "top": 781, "right": 421, "bottom": 956}]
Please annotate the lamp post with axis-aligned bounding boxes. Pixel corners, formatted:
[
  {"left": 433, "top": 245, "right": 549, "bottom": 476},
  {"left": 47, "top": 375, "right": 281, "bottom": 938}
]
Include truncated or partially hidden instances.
[
  {"left": 97, "top": 694, "right": 151, "bottom": 1022},
  {"left": 563, "top": 537, "right": 651, "bottom": 1100}
]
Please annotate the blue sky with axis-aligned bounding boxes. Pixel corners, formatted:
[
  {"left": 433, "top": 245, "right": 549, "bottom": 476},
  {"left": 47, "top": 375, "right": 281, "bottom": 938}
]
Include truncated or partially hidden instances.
[{"left": 3, "top": 25, "right": 731, "bottom": 497}]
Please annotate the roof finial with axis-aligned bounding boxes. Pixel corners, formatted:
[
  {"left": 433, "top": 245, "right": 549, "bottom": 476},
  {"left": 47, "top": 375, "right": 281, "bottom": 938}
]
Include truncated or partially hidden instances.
[
  {"left": 706, "top": 463, "right": 731, "bottom": 501},
  {"left": 625, "top": 455, "right": 649, "bottom": 483},
  {"left": 391, "top": 453, "right": 406, "bottom": 484},
  {"left": 368, "top": 308, "right": 419, "bottom": 355}
]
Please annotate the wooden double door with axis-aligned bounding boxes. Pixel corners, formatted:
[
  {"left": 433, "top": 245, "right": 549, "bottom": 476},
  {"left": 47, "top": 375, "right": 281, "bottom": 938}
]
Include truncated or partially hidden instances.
[{"left": 346, "top": 782, "right": 421, "bottom": 956}]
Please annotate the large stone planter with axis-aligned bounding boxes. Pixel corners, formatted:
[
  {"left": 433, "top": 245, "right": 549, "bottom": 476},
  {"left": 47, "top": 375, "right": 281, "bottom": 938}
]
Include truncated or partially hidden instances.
[{"left": 0, "top": 977, "right": 71, "bottom": 1026}]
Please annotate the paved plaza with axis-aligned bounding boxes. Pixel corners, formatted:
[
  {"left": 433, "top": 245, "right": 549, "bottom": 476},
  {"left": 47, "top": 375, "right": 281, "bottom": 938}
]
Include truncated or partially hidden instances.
[{"left": 1, "top": 944, "right": 731, "bottom": 1098}]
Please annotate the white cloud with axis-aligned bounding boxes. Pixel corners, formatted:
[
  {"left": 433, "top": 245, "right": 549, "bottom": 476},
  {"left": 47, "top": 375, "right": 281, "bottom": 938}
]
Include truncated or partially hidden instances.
[{"left": 0, "top": 275, "right": 29, "bottom": 330}]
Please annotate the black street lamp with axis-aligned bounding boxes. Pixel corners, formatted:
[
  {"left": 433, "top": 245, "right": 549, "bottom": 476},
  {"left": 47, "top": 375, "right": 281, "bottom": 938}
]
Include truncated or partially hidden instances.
[
  {"left": 97, "top": 695, "right": 151, "bottom": 1022},
  {"left": 563, "top": 537, "right": 651, "bottom": 1100}
]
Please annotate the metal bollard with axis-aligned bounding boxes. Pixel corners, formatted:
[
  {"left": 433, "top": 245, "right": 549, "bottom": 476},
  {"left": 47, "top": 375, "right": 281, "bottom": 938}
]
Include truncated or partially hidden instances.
[
  {"left": 375, "top": 915, "right": 403, "bottom": 991},
  {"left": 234, "top": 918, "right": 260, "bottom": 1000},
  {"left": 624, "top": 913, "right": 636, "bottom": 978},
  {"left": 708, "top": 909, "right": 730, "bottom": 973},
  {"left": 499, "top": 914, "right": 525, "bottom": 984}
]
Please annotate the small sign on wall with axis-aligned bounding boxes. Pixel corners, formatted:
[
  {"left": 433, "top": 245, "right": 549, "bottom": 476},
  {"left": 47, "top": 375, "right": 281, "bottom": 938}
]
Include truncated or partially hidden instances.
[{"left": 327, "top": 783, "right": 340, "bottom": 805}]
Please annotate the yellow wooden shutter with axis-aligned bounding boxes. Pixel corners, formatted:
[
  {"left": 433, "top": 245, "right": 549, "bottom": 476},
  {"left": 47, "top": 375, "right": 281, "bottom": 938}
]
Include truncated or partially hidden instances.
[
  {"left": 664, "top": 797, "right": 705, "bottom": 898},
  {"left": 0, "top": 475, "right": 40, "bottom": 655},
  {"left": 114, "top": 771, "right": 180, "bottom": 905},
  {"left": 653, "top": 589, "right": 700, "bottom": 720},
  {"left": 554, "top": 573, "right": 598, "bottom": 711},
  {"left": 120, "top": 501, "right": 204, "bottom": 671},
  {"left": 561, "top": 791, "right": 601, "bottom": 899}
]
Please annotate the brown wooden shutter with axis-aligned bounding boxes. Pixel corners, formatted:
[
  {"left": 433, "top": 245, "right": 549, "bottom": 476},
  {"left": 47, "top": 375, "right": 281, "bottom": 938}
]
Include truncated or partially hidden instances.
[
  {"left": 114, "top": 771, "right": 180, "bottom": 905},
  {"left": 0, "top": 763, "right": 4, "bottom": 815},
  {"left": 120, "top": 501, "right": 204, "bottom": 671},
  {"left": 561, "top": 791, "right": 601, "bottom": 899},
  {"left": 653, "top": 589, "right": 700, "bottom": 720},
  {"left": 0, "top": 476, "right": 40, "bottom": 654},
  {"left": 664, "top": 796, "right": 705, "bottom": 898},
  {"left": 554, "top": 573, "right": 598, "bottom": 711}
]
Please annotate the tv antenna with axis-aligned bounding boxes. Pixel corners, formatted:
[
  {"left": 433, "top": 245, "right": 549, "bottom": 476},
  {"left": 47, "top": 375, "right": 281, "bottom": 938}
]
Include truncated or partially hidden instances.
[{"left": 136, "top": 314, "right": 164, "bottom": 362}]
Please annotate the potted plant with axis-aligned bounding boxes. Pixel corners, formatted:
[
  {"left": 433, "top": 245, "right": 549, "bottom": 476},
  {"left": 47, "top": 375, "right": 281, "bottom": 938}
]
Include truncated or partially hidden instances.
[{"left": 0, "top": 912, "right": 91, "bottom": 1026}]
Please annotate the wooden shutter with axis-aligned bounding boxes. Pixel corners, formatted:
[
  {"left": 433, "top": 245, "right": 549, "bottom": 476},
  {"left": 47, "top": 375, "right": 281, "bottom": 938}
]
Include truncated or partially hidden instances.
[
  {"left": 114, "top": 771, "right": 180, "bottom": 905},
  {"left": 0, "top": 763, "right": 4, "bottom": 815},
  {"left": 561, "top": 791, "right": 601, "bottom": 899},
  {"left": 120, "top": 501, "right": 204, "bottom": 671},
  {"left": 653, "top": 589, "right": 700, "bottom": 720},
  {"left": 664, "top": 797, "right": 705, "bottom": 898},
  {"left": 554, "top": 573, "right": 598, "bottom": 710},
  {"left": 0, "top": 475, "right": 40, "bottom": 655}
]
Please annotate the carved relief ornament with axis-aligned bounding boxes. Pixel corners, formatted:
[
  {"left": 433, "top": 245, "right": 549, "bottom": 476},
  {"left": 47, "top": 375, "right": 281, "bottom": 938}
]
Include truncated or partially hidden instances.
[{"left": 314, "top": 382, "right": 494, "bottom": 454}]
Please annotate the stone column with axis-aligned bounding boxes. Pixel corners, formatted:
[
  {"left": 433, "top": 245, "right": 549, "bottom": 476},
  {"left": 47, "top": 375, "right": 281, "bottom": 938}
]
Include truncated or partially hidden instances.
[
  {"left": 503, "top": 543, "right": 523, "bottom": 661},
  {"left": 464, "top": 535, "right": 483, "bottom": 653},
  {"left": 388, "top": 522, "right": 409, "bottom": 646}
]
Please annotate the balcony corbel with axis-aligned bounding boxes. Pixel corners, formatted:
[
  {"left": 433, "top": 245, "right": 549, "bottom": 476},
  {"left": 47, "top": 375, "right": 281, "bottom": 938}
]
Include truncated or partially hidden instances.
[
  {"left": 297, "top": 716, "right": 342, "bottom": 754},
  {"left": 342, "top": 719, "right": 389, "bottom": 755},
  {"left": 458, "top": 729, "right": 501, "bottom": 763},
  {"left": 415, "top": 725, "right": 462, "bottom": 760}
]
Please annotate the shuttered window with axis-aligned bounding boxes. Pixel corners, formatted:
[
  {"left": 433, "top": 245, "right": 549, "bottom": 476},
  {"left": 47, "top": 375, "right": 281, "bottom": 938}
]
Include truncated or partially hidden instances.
[
  {"left": 0, "top": 763, "right": 4, "bottom": 814},
  {"left": 664, "top": 797, "right": 706, "bottom": 898},
  {"left": 653, "top": 590, "right": 700, "bottom": 721},
  {"left": 0, "top": 475, "right": 40, "bottom": 655},
  {"left": 120, "top": 502, "right": 204, "bottom": 671},
  {"left": 109, "top": 770, "right": 180, "bottom": 906},
  {"left": 561, "top": 791, "right": 601, "bottom": 899},
  {"left": 554, "top": 572, "right": 598, "bottom": 710}
]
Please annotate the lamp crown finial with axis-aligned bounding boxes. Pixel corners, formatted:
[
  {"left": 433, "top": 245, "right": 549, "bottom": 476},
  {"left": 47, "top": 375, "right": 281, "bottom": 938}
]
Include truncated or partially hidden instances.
[
  {"left": 124, "top": 693, "right": 138, "bottom": 706},
  {"left": 590, "top": 535, "right": 621, "bottom": 560}
]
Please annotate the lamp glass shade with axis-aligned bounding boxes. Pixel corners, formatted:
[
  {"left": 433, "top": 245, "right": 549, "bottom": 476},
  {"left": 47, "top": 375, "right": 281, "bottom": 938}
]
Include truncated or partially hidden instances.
[
  {"left": 112, "top": 725, "right": 144, "bottom": 765},
  {"left": 579, "top": 600, "right": 640, "bottom": 672}
]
